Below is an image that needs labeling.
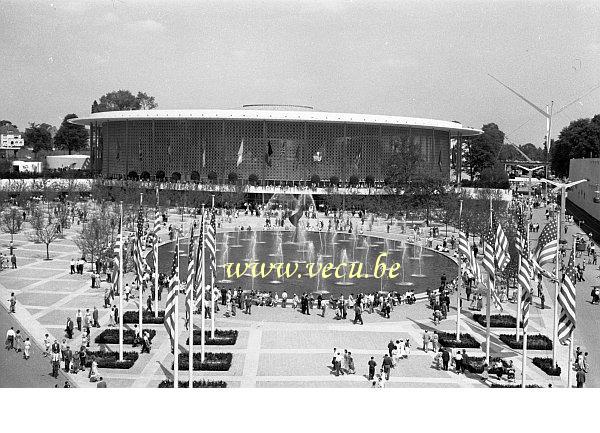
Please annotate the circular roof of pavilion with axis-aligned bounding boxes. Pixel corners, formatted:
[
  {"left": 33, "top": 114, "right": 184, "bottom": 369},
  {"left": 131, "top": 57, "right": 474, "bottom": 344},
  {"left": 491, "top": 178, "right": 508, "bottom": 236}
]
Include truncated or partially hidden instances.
[{"left": 70, "top": 109, "right": 482, "bottom": 136}]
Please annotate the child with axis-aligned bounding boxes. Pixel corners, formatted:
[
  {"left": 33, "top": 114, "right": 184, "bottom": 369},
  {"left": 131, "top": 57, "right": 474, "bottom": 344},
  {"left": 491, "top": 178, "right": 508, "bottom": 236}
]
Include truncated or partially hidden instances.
[{"left": 23, "top": 338, "right": 31, "bottom": 360}]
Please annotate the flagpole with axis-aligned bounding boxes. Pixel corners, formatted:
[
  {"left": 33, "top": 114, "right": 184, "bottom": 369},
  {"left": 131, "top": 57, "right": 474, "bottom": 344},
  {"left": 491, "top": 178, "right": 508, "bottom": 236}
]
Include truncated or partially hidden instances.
[
  {"left": 174, "top": 235, "right": 180, "bottom": 389},
  {"left": 552, "top": 186, "right": 564, "bottom": 365},
  {"left": 201, "top": 206, "right": 206, "bottom": 363},
  {"left": 521, "top": 327, "right": 528, "bottom": 388},
  {"left": 456, "top": 199, "right": 463, "bottom": 341},
  {"left": 211, "top": 209, "right": 215, "bottom": 339},
  {"left": 138, "top": 192, "right": 144, "bottom": 342},
  {"left": 118, "top": 201, "right": 124, "bottom": 362},
  {"left": 567, "top": 337, "right": 574, "bottom": 388},
  {"left": 154, "top": 186, "right": 159, "bottom": 318},
  {"left": 485, "top": 196, "right": 493, "bottom": 364},
  {"left": 189, "top": 230, "right": 194, "bottom": 388}
]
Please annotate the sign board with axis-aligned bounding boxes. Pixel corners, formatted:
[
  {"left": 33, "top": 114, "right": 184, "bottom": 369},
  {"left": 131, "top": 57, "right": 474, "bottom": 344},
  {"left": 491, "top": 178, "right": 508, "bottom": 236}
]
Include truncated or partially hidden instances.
[{"left": 0, "top": 134, "right": 25, "bottom": 150}]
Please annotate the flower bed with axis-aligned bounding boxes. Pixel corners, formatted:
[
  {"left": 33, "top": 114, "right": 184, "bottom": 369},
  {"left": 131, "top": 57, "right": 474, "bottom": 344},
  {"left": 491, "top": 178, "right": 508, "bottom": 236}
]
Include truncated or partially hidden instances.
[
  {"left": 472, "top": 314, "right": 520, "bottom": 328},
  {"left": 158, "top": 380, "right": 228, "bottom": 388},
  {"left": 532, "top": 357, "right": 561, "bottom": 376},
  {"left": 438, "top": 332, "right": 481, "bottom": 349},
  {"left": 499, "top": 334, "right": 552, "bottom": 350},
  {"left": 173, "top": 352, "right": 232, "bottom": 371},
  {"left": 185, "top": 329, "right": 238, "bottom": 346},
  {"left": 95, "top": 329, "right": 156, "bottom": 344},
  {"left": 463, "top": 356, "right": 508, "bottom": 375},
  {"left": 84, "top": 350, "right": 139, "bottom": 369},
  {"left": 123, "top": 311, "right": 165, "bottom": 325}
]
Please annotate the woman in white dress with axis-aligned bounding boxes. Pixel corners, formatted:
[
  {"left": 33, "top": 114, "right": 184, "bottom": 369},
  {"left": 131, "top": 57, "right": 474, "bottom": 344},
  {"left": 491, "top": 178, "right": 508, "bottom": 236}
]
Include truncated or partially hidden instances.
[
  {"left": 404, "top": 339, "right": 411, "bottom": 358},
  {"left": 398, "top": 340, "right": 405, "bottom": 360},
  {"left": 392, "top": 344, "right": 399, "bottom": 367}
]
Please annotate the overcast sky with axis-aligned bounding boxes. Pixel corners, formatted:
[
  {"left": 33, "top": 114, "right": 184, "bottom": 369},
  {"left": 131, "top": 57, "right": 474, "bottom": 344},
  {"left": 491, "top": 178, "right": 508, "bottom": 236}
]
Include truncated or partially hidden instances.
[{"left": 2, "top": 0, "right": 599, "bottom": 145}]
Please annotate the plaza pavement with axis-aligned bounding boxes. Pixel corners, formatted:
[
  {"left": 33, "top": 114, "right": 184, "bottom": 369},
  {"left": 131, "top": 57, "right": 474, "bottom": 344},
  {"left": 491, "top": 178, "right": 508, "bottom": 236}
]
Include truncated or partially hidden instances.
[{"left": 0, "top": 204, "right": 595, "bottom": 388}]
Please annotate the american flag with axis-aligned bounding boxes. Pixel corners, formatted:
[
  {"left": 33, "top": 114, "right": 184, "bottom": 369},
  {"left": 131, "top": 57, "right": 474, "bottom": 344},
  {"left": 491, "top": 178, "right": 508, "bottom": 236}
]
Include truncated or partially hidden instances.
[
  {"left": 458, "top": 230, "right": 482, "bottom": 283},
  {"left": 193, "top": 211, "right": 205, "bottom": 310},
  {"left": 133, "top": 237, "right": 144, "bottom": 284},
  {"left": 535, "top": 217, "right": 558, "bottom": 267},
  {"left": 185, "top": 225, "right": 195, "bottom": 318},
  {"left": 111, "top": 220, "right": 122, "bottom": 294},
  {"left": 557, "top": 251, "right": 577, "bottom": 345},
  {"left": 164, "top": 242, "right": 179, "bottom": 351},
  {"left": 206, "top": 211, "right": 216, "bottom": 286},
  {"left": 154, "top": 187, "right": 161, "bottom": 238},
  {"left": 482, "top": 217, "right": 503, "bottom": 311},
  {"left": 516, "top": 205, "right": 533, "bottom": 330},
  {"left": 136, "top": 204, "right": 145, "bottom": 239},
  {"left": 494, "top": 222, "right": 510, "bottom": 272}
]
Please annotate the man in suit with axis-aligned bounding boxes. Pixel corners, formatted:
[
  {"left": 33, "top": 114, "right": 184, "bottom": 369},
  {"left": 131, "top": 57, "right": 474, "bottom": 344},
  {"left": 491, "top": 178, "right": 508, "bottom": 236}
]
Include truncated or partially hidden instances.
[
  {"left": 92, "top": 306, "right": 100, "bottom": 327},
  {"left": 368, "top": 356, "right": 377, "bottom": 380},
  {"left": 441, "top": 348, "right": 450, "bottom": 371},
  {"left": 387, "top": 339, "right": 396, "bottom": 357},
  {"left": 64, "top": 346, "right": 73, "bottom": 372},
  {"left": 382, "top": 354, "right": 393, "bottom": 380},
  {"left": 96, "top": 377, "right": 107, "bottom": 388},
  {"left": 576, "top": 369, "right": 586, "bottom": 388},
  {"left": 66, "top": 317, "right": 74, "bottom": 339}
]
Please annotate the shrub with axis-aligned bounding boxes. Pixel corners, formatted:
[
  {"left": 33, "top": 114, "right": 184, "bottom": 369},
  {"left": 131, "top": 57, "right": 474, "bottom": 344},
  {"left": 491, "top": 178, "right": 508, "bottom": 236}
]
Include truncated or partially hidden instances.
[
  {"left": 365, "top": 175, "right": 375, "bottom": 187},
  {"left": 158, "top": 380, "right": 228, "bottom": 388},
  {"left": 463, "top": 356, "right": 510, "bottom": 376},
  {"left": 499, "top": 334, "right": 552, "bottom": 350},
  {"left": 95, "top": 329, "right": 156, "bottom": 345},
  {"left": 438, "top": 332, "right": 481, "bottom": 349},
  {"left": 348, "top": 175, "right": 359, "bottom": 187},
  {"left": 173, "top": 352, "right": 232, "bottom": 371},
  {"left": 185, "top": 329, "right": 238, "bottom": 346},
  {"left": 472, "top": 314, "right": 519, "bottom": 328},
  {"left": 85, "top": 350, "right": 139, "bottom": 369},
  {"left": 123, "top": 310, "right": 165, "bottom": 325},
  {"left": 207, "top": 171, "right": 218, "bottom": 183},
  {"left": 532, "top": 357, "right": 561, "bottom": 376},
  {"left": 227, "top": 172, "right": 238, "bottom": 184},
  {"left": 310, "top": 174, "right": 320, "bottom": 186},
  {"left": 248, "top": 173, "right": 259, "bottom": 186},
  {"left": 329, "top": 176, "right": 340, "bottom": 187}
]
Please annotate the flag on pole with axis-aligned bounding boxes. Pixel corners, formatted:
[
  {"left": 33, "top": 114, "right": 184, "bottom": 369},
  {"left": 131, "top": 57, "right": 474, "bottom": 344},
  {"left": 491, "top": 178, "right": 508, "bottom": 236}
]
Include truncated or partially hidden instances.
[
  {"left": 164, "top": 244, "right": 179, "bottom": 351},
  {"left": 535, "top": 217, "right": 559, "bottom": 267},
  {"left": 206, "top": 212, "right": 216, "bottom": 284},
  {"left": 265, "top": 141, "right": 273, "bottom": 167},
  {"left": 353, "top": 151, "right": 361, "bottom": 171},
  {"left": 111, "top": 223, "right": 122, "bottom": 295},
  {"left": 516, "top": 204, "right": 533, "bottom": 330},
  {"left": 482, "top": 220, "right": 503, "bottom": 311},
  {"left": 154, "top": 190, "right": 161, "bottom": 238},
  {"left": 494, "top": 222, "right": 510, "bottom": 272},
  {"left": 185, "top": 225, "right": 195, "bottom": 319},
  {"left": 237, "top": 139, "right": 244, "bottom": 166},
  {"left": 202, "top": 140, "right": 206, "bottom": 168},
  {"left": 557, "top": 251, "right": 577, "bottom": 345},
  {"left": 194, "top": 211, "right": 205, "bottom": 310},
  {"left": 458, "top": 230, "right": 482, "bottom": 283}
]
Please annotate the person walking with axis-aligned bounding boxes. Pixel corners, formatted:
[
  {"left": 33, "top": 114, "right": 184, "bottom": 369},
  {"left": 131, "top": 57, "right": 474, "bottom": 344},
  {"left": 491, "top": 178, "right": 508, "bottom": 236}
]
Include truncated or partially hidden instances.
[
  {"left": 64, "top": 346, "right": 73, "bottom": 372},
  {"left": 432, "top": 332, "right": 439, "bottom": 353},
  {"left": 76, "top": 309, "right": 82, "bottom": 331},
  {"left": 10, "top": 253, "right": 17, "bottom": 269},
  {"left": 70, "top": 258, "right": 76, "bottom": 274},
  {"left": 422, "top": 330, "right": 431, "bottom": 353},
  {"left": 8, "top": 292, "right": 16, "bottom": 313},
  {"left": 442, "top": 348, "right": 450, "bottom": 371},
  {"left": 382, "top": 353, "right": 393, "bottom": 380},
  {"left": 5, "top": 327, "right": 15, "bottom": 350},
  {"left": 368, "top": 356, "right": 377, "bottom": 380},
  {"left": 23, "top": 337, "right": 31, "bottom": 360},
  {"left": 44, "top": 334, "right": 51, "bottom": 357},
  {"left": 353, "top": 303, "right": 363, "bottom": 325},
  {"left": 51, "top": 351, "right": 60, "bottom": 378},
  {"left": 576, "top": 369, "right": 586, "bottom": 388},
  {"left": 92, "top": 306, "right": 99, "bottom": 327},
  {"left": 146, "top": 295, "right": 153, "bottom": 314},
  {"left": 65, "top": 317, "right": 74, "bottom": 339},
  {"left": 14, "top": 330, "right": 23, "bottom": 353},
  {"left": 83, "top": 309, "right": 91, "bottom": 329}
]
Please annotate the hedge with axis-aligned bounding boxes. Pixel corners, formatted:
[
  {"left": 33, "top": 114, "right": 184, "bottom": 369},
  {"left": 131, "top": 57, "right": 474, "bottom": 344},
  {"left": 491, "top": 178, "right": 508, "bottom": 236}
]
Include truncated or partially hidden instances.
[
  {"left": 173, "top": 352, "right": 232, "bottom": 371},
  {"left": 472, "top": 314, "right": 520, "bottom": 328},
  {"left": 185, "top": 329, "right": 238, "bottom": 346},
  {"left": 158, "top": 380, "right": 228, "bottom": 388},
  {"left": 438, "top": 332, "right": 481, "bottom": 349},
  {"left": 532, "top": 357, "right": 562, "bottom": 376},
  {"left": 123, "top": 310, "right": 165, "bottom": 325},
  {"left": 95, "top": 329, "right": 156, "bottom": 344},
  {"left": 499, "top": 334, "right": 553, "bottom": 350},
  {"left": 84, "top": 350, "right": 139, "bottom": 369}
]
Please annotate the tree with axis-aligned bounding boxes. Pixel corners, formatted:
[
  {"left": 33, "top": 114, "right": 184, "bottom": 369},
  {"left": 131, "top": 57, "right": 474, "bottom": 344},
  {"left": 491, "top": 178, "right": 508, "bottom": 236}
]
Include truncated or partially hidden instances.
[
  {"left": 348, "top": 175, "right": 359, "bottom": 187},
  {"left": 207, "top": 171, "right": 218, "bottom": 183},
  {"left": 365, "top": 175, "right": 375, "bottom": 188},
  {"left": 383, "top": 137, "right": 422, "bottom": 193},
  {"left": 95, "top": 90, "right": 158, "bottom": 112},
  {"left": 310, "top": 174, "right": 320, "bottom": 187},
  {"left": 23, "top": 123, "right": 52, "bottom": 155},
  {"left": 329, "top": 175, "right": 340, "bottom": 187},
  {"left": 550, "top": 115, "right": 600, "bottom": 177},
  {"left": 479, "top": 162, "right": 510, "bottom": 188},
  {"left": 54, "top": 114, "right": 89, "bottom": 155},
  {"left": 464, "top": 123, "right": 505, "bottom": 180},
  {"left": 1, "top": 207, "right": 23, "bottom": 242},
  {"left": 29, "top": 206, "right": 61, "bottom": 260},
  {"left": 248, "top": 173, "right": 259, "bottom": 186},
  {"left": 74, "top": 210, "right": 116, "bottom": 268},
  {"left": 227, "top": 172, "right": 238, "bottom": 184}
]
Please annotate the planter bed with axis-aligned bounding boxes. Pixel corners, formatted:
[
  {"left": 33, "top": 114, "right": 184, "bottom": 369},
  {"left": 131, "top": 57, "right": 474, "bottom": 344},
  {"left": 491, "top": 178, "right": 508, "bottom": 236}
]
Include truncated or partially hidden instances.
[
  {"left": 158, "top": 380, "right": 228, "bottom": 388},
  {"left": 463, "top": 356, "right": 509, "bottom": 375},
  {"left": 173, "top": 352, "right": 232, "bottom": 371},
  {"left": 438, "top": 332, "right": 481, "bottom": 349},
  {"left": 499, "top": 334, "right": 552, "bottom": 350},
  {"left": 532, "top": 357, "right": 561, "bottom": 376},
  {"left": 123, "top": 310, "right": 165, "bottom": 325},
  {"left": 84, "top": 350, "right": 139, "bottom": 369},
  {"left": 95, "top": 329, "right": 156, "bottom": 344},
  {"left": 185, "top": 330, "right": 238, "bottom": 346},
  {"left": 472, "top": 314, "right": 520, "bottom": 328}
]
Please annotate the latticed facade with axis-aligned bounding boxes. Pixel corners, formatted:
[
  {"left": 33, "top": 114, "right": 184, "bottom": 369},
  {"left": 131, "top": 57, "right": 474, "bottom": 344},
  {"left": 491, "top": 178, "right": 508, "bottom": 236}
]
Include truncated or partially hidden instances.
[{"left": 72, "top": 109, "right": 481, "bottom": 183}]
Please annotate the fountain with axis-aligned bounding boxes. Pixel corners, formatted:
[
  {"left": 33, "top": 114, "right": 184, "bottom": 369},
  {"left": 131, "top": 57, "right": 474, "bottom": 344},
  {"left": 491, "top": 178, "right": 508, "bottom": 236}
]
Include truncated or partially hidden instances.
[
  {"left": 246, "top": 230, "right": 258, "bottom": 262},
  {"left": 411, "top": 238, "right": 427, "bottom": 278},
  {"left": 315, "top": 254, "right": 323, "bottom": 291},
  {"left": 218, "top": 232, "right": 233, "bottom": 283},
  {"left": 230, "top": 226, "right": 242, "bottom": 248},
  {"left": 335, "top": 248, "right": 354, "bottom": 286},
  {"left": 269, "top": 230, "right": 284, "bottom": 284},
  {"left": 396, "top": 240, "right": 413, "bottom": 286}
]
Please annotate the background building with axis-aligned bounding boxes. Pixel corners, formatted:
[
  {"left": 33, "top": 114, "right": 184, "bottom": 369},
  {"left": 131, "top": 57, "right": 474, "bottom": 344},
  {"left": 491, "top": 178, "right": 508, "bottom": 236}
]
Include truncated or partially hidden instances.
[
  {"left": 568, "top": 158, "right": 600, "bottom": 234},
  {"left": 71, "top": 107, "right": 481, "bottom": 183}
]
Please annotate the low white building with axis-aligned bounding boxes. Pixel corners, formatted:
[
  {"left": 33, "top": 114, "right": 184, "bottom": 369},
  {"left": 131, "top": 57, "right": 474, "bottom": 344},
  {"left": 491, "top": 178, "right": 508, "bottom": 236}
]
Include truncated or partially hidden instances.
[
  {"left": 12, "top": 160, "right": 42, "bottom": 173},
  {"left": 46, "top": 154, "right": 90, "bottom": 170}
]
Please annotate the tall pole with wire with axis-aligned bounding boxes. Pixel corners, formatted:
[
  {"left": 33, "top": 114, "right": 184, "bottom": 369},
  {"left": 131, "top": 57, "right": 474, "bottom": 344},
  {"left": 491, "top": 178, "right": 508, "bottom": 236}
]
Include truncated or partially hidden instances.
[
  {"left": 456, "top": 198, "right": 463, "bottom": 341},
  {"left": 118, "top": 201, "right": 124, "bottom": 362}
]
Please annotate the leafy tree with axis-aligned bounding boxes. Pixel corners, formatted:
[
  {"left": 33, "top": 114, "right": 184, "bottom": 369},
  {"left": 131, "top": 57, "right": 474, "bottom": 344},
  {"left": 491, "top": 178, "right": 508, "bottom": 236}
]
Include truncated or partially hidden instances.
[
  {"left": 310, "top": 174, "right": 320, "bottom": 187},
  {"left": 464, "top": 123, "right": 505, "bottom": 180},
  {"left": 23, "top": 123, "right": 52, "bottom": 155},
  {"left": 550, "top": 115, "right": 600, "bottom": 177},
  {"left": 329, "top": 175, "right": 340, "bottom": 187},
  {"left": 95, "top": 90, "right": 158, "bottom": 112},
  {"left": 207, "top": 171, "right": 218, "bottom": 183},
  {"left": 1, "top": 207, "right": 23, "bottom": 242},
  {"left": 383, "top": 137, "right": 422, "bottom": 193},
  {"left": 74, "top": 210, "right": 116, "bottom": 268},
  {"left": 479, "top": 162, "right": 510, "bottom": 188},
  {"left": 29, "top": 206, "right": 62, "bottom": 260},
  {"left": 365, "top": 175, "right": 375, "bottom": 188},
  {"left": 54, "top": 114, "right": 89, "bottom": 155},
  {"left": 348, "top": 175, "right": 359, "bottom": 187},
  {"left": 248, "top": 173, "right": 259, "bottom": 186},
  {"left": 227, "top": 172, "right": 238, "bottom": 184}
]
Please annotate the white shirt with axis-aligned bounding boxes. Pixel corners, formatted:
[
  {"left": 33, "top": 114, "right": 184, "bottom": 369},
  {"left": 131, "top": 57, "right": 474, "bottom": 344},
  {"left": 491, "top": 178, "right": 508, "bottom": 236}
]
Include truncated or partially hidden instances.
[{"left": 6, "top": 329, "right": 15, "bottom": 338}]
